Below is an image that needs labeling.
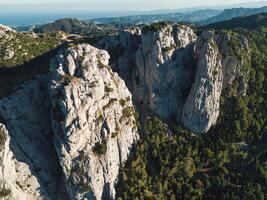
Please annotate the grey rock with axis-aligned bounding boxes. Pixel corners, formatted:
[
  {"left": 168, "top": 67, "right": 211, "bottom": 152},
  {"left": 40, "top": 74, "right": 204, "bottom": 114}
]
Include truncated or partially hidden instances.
[
  {"left": 0, "top": 76, "right": 62, "bottom": 200},
  {"left": 182, "top": 33, "right": 223, "bottom": 133},
  {"left": 49, "top": 44, "right": 139, "bottom": 200}
]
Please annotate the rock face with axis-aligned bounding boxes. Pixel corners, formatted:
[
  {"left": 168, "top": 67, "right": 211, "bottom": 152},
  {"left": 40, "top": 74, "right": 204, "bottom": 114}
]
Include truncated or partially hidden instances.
[
  {"left": 98, "top": 24, "right": 249, "bottom": 134},
  {"left": 0, "top": 76, "right": 63, "bottom": 200},
  {"left": 133, "top": 25, "right": 197, "bottom": 121},
  {"left": 98, "top": 24, "right": 197, "bottom": 124},
  {"left": 0, "top": 123, "right": 52, "bottom": 200},
  {"left": 0, "top": 43, "right": 139, "bottom": 200},
  {"left": 215, "top": 33, "right": 250, "bottom": 96},
  {"left": 182, "top": 31, "right": 223, "bottom": 133},
  {"left": 49, "top": 44, "right": 139, "bottom": 200}
]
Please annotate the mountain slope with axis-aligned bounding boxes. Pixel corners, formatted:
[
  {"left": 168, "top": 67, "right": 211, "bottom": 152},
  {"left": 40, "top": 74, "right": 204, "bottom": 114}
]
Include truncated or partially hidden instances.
[
  {"left": 206, "top": 13, "right": 267, "bottom": 30},
  {"left": 203, "top": 6, "right": 267, "bottom": 24},
  {"left": 34, "top": 18, "right": 104, "bottom": 35},
  {"left": 94, "top": 9, "right": 221, "bottom": 24},
  {"left": 0, "top": 24, "right": 62, "bottom": 67}
]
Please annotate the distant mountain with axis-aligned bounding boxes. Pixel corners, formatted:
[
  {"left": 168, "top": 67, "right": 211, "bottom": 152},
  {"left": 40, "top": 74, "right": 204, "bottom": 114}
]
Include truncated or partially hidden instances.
[
  {"left": 34, "top": 18, "right": 102, "bottom": 35},
  {"left": 33, "top": 18, "right": 119, "bottom": 35},
  {"left": 206, "top": 13, "right": 267, "bottom": 30},
  {"left": 93, "top": 9, "right": 222, "bottom": 25},
  {"left": 33, "top": 18, "right": 134, "bottom": 35},
  {"left": 14, "top": 25, "right": 38, "bottom": 32},
  {"left": 203, "top": 6, "right": 267, "bottom": 24}
]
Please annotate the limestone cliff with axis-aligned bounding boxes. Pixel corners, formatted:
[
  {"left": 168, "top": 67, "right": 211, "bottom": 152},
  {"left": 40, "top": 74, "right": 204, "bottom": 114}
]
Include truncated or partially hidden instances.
[
  {"left": 49, "top": 44, "right": 139, "bottom": 200},
  {"left": 133, "top": 24, "right": 197, "bottom": 121},
  {"left": 98, "top": 24, "right": 250, "bottom": 134},
  {"left": 0, "top": 76, "right": 63, "bottom": 200},
  {"left": 0, "top": 123, "right": 42, "bottom": 200},
  {"left": 98, "top": 24, "right": 197, "bottom": 129},
  {"left": 182, "top": 31, "right": 223, "bottom": 133}
]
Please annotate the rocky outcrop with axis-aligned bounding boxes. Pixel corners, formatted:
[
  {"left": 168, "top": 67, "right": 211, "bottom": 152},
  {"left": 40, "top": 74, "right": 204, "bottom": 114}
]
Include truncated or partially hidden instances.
[
  {"left": 98, "top": 24, "right": 250, "bottom": 134},
  {"left": 133, "top": 24, "right": 197, "bottom": 122},
  {"left": 98, "top": 24, "right": 197, "bottom": 124},
  {"left": 0, "top": 76, "right": 63, "bottom": 200},
  {"left": 182, "top": 31, "right": 223, "bottom": 133},
  {"left": 0, "top": 123, "right": 50, "bottom": 200},
  {"left": 0, "top": 43, "right": 139, "bottom": 200},
  {"left": 215, "top": 33, "right": 250, "bottom": 96},
  {"left": 49, "top": 44, "right": 139, "bottom": 200}
]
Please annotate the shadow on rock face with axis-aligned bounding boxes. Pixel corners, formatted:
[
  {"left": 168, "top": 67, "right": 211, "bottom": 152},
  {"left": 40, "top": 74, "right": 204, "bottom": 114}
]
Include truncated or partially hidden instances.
[{"left": 0, "top": 75, "right": 67, "bottom": 200}]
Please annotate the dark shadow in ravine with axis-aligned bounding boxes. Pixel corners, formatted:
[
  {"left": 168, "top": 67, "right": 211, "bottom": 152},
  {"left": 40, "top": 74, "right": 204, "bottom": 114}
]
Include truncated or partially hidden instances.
[
  {"left": 0, "top": 44, "right": 69, "bottom": 200},
  {"left": 0, "top": 44, "right": 65, "bottom": 99}
]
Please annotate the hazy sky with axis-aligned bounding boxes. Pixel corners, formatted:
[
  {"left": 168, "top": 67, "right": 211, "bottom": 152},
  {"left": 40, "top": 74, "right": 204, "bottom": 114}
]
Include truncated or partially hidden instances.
[
  {"left": 1, "top": 0, "right": 266, "bottom": 11},
  {"left": 0, "top": 0, "right": 266, "bottom": 26}
]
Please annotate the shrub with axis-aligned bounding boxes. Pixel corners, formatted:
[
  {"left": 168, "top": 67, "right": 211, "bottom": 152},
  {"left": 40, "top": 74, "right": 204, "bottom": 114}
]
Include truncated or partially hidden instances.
[
  {"left": 104, "top": 86, "right": 114, "bottom": 93},
  {"left": 119, "top": 99, "right": 126, "bottom": 107},
  {"left": 83, "top": 182, "right": 91, "bottom": 192},
  {"left": 111, "top": 132, "right": 119, "bottom": 138},
  {"left": 122, "top": 106, "right": 134, "bottom": 118},
  {"left": 162, "top": 44, "right": 176, "bottom": 52},
  {"left": 142, "top": 22, "right": 170, "bottom": 34},
  {"left": 0, "top": 188, "right": 11, "bottom": 197},
  {"left": 92, "top": 142, "right": 107, "bottom": 156},
  {"left": 0, "top": 127, "right": 6, "bottom": 148},
  {"left": 96, "top": 110, "right": 104, "bottom": 122}
]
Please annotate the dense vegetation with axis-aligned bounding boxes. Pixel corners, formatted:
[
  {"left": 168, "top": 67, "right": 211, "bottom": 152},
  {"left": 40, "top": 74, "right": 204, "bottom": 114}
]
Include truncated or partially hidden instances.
[
  {"left": 0, "top": 30, "right": 63, "bottom": 99},
  {"left": 142, "top": 22, "right": 170, "bottom": 34},
  {"left": 206, "top": 13, "right": 267, "bottom": 30},
  {"left": 0, "top": 31, "right": 61, "bottom": 67},
  {"left": 116, "top": 24, "right": 267, "bottom": 200},
  {"left": 0, "top": 126, "right": 6, "bottom": 148}
]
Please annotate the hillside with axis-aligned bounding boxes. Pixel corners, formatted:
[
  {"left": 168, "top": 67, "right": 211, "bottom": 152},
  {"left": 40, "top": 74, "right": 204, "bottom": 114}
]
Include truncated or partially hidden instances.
[
  {"left": 34, "top": 18, "right": 110, "bottom": 35},
  {"left": 206, "top": 13, "right": 267, "bottom": 30},
  {"left": 203, "top": 6, "right": 267, "bottom": 24},
  {"left": 94, "top": 9, "right": 221, "bottom": 24},
  {"left": 0, "top": 25, "right": 62, "bottom": 67}
]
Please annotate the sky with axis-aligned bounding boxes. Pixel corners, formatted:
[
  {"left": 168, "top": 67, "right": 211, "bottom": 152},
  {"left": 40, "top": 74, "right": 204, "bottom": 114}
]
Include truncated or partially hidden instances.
[
  {"left": 0, "top": 0, "right": 267, "bottom": 26},
  {"left": 0, "top": 0, "right": 266, "bottom": 11}
]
